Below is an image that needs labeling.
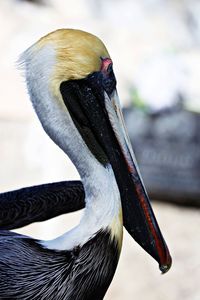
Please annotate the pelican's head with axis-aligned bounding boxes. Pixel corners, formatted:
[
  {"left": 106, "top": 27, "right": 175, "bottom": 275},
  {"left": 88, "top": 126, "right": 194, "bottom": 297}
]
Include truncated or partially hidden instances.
[{"left": 21, "top": 29, "right": 171, "bottom": 273}]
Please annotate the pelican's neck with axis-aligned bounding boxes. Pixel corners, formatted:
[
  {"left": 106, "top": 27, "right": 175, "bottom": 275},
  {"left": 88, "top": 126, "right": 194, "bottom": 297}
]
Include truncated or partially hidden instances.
[
  {"left": 33, "top": 74, "right": 123, "bottom": 251},
  {"left": 81, "top": 163, "right": 122, "bottom": 229}
]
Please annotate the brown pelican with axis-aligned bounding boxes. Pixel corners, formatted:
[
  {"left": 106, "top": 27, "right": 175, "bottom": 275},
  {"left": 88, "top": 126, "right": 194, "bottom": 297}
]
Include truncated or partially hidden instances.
[{"left": 0, "top": 29, "right": 171, "bottom": 299}]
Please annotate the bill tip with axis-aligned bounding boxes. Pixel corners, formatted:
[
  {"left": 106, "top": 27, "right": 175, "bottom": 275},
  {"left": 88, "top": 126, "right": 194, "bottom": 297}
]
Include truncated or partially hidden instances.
[{"left": 159, "top": 255, "right": 172, "bottom": 274}]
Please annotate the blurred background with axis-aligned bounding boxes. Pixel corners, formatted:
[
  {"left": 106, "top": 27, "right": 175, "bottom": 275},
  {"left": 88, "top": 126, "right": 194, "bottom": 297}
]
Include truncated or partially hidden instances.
[{"left": 0, "top": 0, "right": 200, "bottom": 299}]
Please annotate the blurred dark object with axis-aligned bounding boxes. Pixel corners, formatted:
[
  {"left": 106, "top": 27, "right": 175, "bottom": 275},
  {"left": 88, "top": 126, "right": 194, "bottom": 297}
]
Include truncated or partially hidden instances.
[
  {"left": 17, "top": 0, "right": 46, "bottom": 5},
  {"left": 124, "top": 103, "right": 200, "bottom": 207}
]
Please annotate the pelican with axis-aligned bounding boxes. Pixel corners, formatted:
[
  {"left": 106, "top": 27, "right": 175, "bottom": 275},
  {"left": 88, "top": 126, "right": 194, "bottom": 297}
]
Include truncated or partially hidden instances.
[{"left": 0, "top": 29, "right": 171, "bottom": 299}]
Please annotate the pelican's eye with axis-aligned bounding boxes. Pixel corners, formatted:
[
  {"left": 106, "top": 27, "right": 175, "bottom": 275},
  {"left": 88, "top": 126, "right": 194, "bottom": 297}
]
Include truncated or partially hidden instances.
[
  {"left": 84, "top": 57, "right": 116, "bottom": 98},
  {"left": 100, "top": 57, "right": 113, "bottom": 77}
]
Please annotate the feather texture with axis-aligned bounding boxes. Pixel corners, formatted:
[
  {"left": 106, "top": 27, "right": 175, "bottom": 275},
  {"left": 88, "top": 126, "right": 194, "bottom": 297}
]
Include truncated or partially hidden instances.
[
  {"left": 0, "top": 181, "right": 84, "bottom": 230},
  {"left": 0, "top": 229, "right": 119, "bottom": 300}
]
